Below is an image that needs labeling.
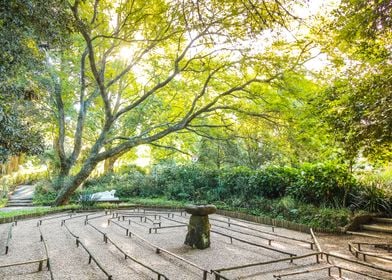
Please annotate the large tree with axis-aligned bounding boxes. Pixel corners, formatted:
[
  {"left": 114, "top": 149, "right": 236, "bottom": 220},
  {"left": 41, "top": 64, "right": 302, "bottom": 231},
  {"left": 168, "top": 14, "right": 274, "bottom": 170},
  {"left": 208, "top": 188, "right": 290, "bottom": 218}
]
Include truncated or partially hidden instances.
[
  {"left": 0, "top": 0, "right": 70, "bottom": 163},
  {"left": 41, "top": 0, "right": 314, "bottom": 205},
  {"left": 320, "top": 0, "right": 392, "bottom": 163}
]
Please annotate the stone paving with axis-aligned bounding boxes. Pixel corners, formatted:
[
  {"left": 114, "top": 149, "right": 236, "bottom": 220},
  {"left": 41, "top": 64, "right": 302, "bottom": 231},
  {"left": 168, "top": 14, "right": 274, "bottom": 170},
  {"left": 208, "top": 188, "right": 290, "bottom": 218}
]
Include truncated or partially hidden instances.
[{"left": 0, "top": 208, "right": 390, "bottom": 279}]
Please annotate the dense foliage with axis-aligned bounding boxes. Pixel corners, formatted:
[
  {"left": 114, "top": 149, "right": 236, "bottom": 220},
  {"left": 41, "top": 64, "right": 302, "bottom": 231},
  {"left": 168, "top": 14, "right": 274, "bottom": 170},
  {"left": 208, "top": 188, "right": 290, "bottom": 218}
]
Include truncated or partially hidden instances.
[
  {"left": 0, "top": 0, "right": 70, "bottom": 162},
  {"left": 1, "top": 0, "right": 391, "bottom": 219},
  {"left": 0, "top": 99, "right": 44, "bottom": 163},
  {"left": 34, "top": 162, "right": 392, "bottom": 230},
  {"left": 287, "top": 163, "right": 356, "bottom": 207},
  {"left": 34, "top": 163, "right": 392, "bottom": 218},
  {"left": 319, "top": 0, "right": 392, "bottom": 163}
]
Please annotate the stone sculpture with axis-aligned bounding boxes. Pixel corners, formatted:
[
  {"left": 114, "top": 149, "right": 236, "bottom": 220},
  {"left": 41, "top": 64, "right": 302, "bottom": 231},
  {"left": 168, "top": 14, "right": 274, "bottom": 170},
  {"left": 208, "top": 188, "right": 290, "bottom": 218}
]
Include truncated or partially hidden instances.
[{"left": 184, "top": 204, "right": 216, "bottom": 249}]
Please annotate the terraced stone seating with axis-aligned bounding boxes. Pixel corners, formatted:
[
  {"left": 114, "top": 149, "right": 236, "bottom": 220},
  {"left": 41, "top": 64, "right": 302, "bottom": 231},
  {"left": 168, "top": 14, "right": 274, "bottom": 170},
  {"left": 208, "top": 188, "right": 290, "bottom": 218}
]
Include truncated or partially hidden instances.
[{"left": 361, "top": 217, "right": 392, "bottom": 235}]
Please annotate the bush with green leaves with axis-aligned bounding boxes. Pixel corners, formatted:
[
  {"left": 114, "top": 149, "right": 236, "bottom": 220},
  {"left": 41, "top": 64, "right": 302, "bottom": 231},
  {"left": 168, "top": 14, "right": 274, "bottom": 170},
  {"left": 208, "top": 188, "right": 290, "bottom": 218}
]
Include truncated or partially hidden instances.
[
  {"left": 217, "top": 166, "right": 254, "bottom": 200},
  {"left": 82, "top": 166, "right": 151, "bottom": 198},
  {"left": 252, "top": 166, "right": 298, "bottom": 199},
  {"left": 288, "top": 163, "right": 356, "bottom": 207},
  {"left": 350, "top": 183, "right": 392, "bottom": 214},
  {"left": 33, "top": 180, "right": 57, "bottom": 206},
  {"left": 32, "top": 161, "right": 391, "bottom": 222},
  {"left": 78, "top": 163, "right": 362, "bottom": 211},
  {"left": 154, "top": 165, "right": 218, "bottom": 201},
  {"left": 352, "top": 168, "right": 392, "bottom": 214},
  {"left": 218, "top": 195, "right": 351, "bottom": 230}
]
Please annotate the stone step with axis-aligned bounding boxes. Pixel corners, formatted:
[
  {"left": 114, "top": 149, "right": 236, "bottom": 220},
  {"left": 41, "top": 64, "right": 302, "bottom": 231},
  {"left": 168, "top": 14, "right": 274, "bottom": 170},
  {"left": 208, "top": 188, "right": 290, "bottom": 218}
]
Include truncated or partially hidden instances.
[
  {"left": 7, "top": 199, "right": 33, "bottom": 203},
  {"left": 346, "top": 231, "right": 383, "bottom": 239},
  {"left": 361, "top": 224, "right": 392, "bottom": 234},
  {"left": 6, "top": 200, "right": 33, "bottom": 206},
  {"left": 7, "top": 201, "right": 33, "bottom": 204},
  {"left": 373, "top": 217, "right": 392, "bottom": 224},
  {"left": 6, "top": 204, "right": 34, "bottom": 207},
  {"left": 8, "top": 198, "right": 33, "bottom": 202}
]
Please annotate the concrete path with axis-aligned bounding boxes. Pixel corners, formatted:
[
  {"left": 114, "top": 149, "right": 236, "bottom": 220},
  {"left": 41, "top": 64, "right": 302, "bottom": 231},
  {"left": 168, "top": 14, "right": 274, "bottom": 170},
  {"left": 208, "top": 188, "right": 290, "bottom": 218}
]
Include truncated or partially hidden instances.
[
  {"left": 9, "top": 184, "right": 35, "bottom": 200},
  {"left": 5, "top": 184, "right": 35, "bottom": 208}
]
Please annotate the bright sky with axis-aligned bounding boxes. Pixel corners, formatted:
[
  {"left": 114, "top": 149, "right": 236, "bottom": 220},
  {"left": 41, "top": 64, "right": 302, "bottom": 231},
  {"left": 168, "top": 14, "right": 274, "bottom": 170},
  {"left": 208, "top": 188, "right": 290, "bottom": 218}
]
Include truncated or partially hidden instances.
[
  {"left": 294, "top": 0, "right": 340, "bottom": 17},
  {"left": 294, "top": 0, "right": 341, "bottom": 72},
  {"left": 135, "top": 145, "right": 151, "bottom": 167}
]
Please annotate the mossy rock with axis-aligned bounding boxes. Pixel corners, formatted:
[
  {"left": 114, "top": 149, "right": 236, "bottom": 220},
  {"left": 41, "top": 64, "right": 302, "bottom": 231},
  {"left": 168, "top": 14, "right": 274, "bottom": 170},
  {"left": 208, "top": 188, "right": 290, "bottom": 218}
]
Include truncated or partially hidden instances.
[{"left": 184, "top": 215, "right": 211, "bottom": 249}]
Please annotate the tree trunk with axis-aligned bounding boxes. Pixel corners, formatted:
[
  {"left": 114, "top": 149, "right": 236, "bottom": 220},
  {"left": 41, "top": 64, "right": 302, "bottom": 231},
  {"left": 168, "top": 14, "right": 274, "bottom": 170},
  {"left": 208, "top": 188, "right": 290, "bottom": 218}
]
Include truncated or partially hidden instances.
[
  {"left": 55, "top": 166, "right": 69, "bottom": 191},
  {"left": 53, "top": 159, "right": 97, "bottom": 206},
  {"left": 103, "top": 154, "right": 119, "bottom": 174}
]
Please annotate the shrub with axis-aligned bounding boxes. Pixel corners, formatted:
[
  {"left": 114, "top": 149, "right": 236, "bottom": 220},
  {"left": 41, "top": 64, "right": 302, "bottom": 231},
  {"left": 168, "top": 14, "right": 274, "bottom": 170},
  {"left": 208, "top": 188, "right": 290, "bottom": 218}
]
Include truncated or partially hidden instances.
[
  {"left": 31, "top": 161, "right": 389, "bottom": 220},
  {"left": 33, "top": 180, "right": 57, "bottom": 206},
  {"left": 227, "top": 195, "right": 351, "bottom": 230},
  {"left": 138, "top": 176, "right": 163, "bottom": 198},
  {"left": 218, "top": 166, "right": 253, "bottom": 199},
  {"left": 306, "top": 207, "right": 351, "bottom": 229},
  {"left": 158, "top": 165, "right": 218, "bottom": 201},
  {"left": 83, "top": 168, "right": 150, "bottom": 199},
  {"left": 252, "top": 166, "right": 298, "bottom": 199},
  {"left": 288, "top": 163, "right": 356, "bottom": 207},
  {"left": 350, "top": 183, "right": 392, "bottom": 214}
]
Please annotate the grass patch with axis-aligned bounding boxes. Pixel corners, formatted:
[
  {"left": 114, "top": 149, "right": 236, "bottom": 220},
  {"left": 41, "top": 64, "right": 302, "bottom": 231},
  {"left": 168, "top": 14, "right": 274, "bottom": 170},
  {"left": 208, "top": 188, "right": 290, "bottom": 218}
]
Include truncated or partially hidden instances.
[
  {"left": 126, "top": 197, "right": 187, "bottom": 208},
  {"left": 0, "top": 205, "right": 78, "bottom": 219},
  {"left": 0, "top": 203, "right": 135, "bottom": 221}
]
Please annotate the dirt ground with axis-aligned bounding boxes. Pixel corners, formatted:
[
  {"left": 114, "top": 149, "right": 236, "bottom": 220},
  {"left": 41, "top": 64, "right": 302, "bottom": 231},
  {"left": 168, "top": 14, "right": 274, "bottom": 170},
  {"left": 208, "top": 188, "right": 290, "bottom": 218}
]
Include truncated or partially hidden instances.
[{"left": 0, "top": 208, "right": 391, "bottom": 280}]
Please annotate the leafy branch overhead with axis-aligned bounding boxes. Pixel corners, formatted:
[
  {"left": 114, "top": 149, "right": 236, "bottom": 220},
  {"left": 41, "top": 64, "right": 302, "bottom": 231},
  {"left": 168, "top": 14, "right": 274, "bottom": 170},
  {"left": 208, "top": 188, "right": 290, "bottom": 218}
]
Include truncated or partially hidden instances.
[
  {"left": 2, "top": 0, "right": 389, "bottom": 206},
  {"left": 38, "top": 0, "right": 313, "bottom": 205}
]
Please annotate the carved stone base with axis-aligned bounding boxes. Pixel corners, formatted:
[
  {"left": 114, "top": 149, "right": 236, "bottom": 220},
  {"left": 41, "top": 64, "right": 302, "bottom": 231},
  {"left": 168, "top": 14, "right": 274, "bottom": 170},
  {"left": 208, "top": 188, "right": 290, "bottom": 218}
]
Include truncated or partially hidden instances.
[{"left": 184, "top": 215, "right": 211, "bottom": 249}]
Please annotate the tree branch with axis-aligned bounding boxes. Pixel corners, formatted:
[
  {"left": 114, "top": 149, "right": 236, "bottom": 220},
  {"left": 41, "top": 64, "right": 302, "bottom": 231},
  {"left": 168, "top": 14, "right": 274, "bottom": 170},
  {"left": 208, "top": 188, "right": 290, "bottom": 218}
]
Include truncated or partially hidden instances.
[
  {"left": 69, "top": 49, "right": 88, "bottom": 165},
  {"left": 150, "top": 143, "right": 192, "bottom": 157},
  {"left": 70, "top": 1, "right": 112, "bottom": 121}
]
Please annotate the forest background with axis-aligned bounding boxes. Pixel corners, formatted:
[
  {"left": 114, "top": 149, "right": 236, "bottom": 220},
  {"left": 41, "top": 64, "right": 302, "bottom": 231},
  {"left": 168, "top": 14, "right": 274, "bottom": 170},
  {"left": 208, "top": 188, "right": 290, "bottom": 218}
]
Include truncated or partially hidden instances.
[{"left": 0, "top": 0, "right": 391, "bottom": 229}]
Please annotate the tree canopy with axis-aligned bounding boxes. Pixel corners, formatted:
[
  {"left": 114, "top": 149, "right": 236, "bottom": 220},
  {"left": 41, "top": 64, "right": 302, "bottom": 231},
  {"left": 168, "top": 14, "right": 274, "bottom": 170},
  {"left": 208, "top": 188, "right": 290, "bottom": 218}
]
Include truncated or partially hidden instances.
[
  {"left": 0, "top": 0, "right": 70, "bottom": 162},
  {"left": 320, "top": 0, "right": 392, "bottom": 163},
  {"left": 37, "top": 0, "right": 318, "bottom": 205},
  {"left": 1, "top": 0, "right": 391, "bottom": 205}
]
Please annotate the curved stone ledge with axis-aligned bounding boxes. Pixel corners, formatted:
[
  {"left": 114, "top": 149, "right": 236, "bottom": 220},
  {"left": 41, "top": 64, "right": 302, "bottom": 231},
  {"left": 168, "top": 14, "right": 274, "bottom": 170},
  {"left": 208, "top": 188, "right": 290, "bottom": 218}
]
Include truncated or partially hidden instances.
[{"left": 184, "top": 204, "right": 217, "bottom": 216}]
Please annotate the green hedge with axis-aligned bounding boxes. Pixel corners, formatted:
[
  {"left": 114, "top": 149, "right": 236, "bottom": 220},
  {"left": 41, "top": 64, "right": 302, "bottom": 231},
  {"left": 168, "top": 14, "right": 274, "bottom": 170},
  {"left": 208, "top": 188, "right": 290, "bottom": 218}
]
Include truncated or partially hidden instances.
[
  {"left": 34, "top": 162, "right": 391, "bottom": 215},
  {"left": 150, "top": 163, "right": 355, "bottom": 208},
  {"left": 287, "top": 163, "right": 356, "bottom": 207},
  {"left": 70, "top": 163, "right": 358, "bottom": 208}
]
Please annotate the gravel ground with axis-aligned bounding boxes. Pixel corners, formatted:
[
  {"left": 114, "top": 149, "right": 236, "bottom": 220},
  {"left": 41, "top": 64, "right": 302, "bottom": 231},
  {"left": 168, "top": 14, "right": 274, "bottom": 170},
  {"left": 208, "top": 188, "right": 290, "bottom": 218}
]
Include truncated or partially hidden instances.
[
  {"left": 0, "top": 209, "right": 391, "bottom": 280},
  {"left": 317, "top": 232, "right": 392, "bottom": 280}
]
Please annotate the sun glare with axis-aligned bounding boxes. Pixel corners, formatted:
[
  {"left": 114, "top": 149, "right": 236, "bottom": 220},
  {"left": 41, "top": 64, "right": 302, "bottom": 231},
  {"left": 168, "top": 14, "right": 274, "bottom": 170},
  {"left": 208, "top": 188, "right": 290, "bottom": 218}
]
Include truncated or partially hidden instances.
[
  {"left": 135, "top": 145, "right": 151, "bottom": 167},
  {"left": 118, "top": 46, "right": 149, "bottom": 85}
]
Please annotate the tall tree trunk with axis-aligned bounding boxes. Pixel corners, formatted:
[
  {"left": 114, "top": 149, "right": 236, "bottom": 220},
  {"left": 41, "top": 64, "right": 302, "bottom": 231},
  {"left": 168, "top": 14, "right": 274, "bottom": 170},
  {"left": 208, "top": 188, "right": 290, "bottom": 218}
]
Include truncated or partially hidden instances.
[
  {"left": 104, "top": 154, "right": 119, "bottom": 174},
  {"left": 54, "top": 159, "right": 98, "bottom": 206},
  {"left": 55, "top": 163, "right": 71, "bottom": 191},
  {"left": 54, "top": 125, "right": 110, "bottom": 205}
]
